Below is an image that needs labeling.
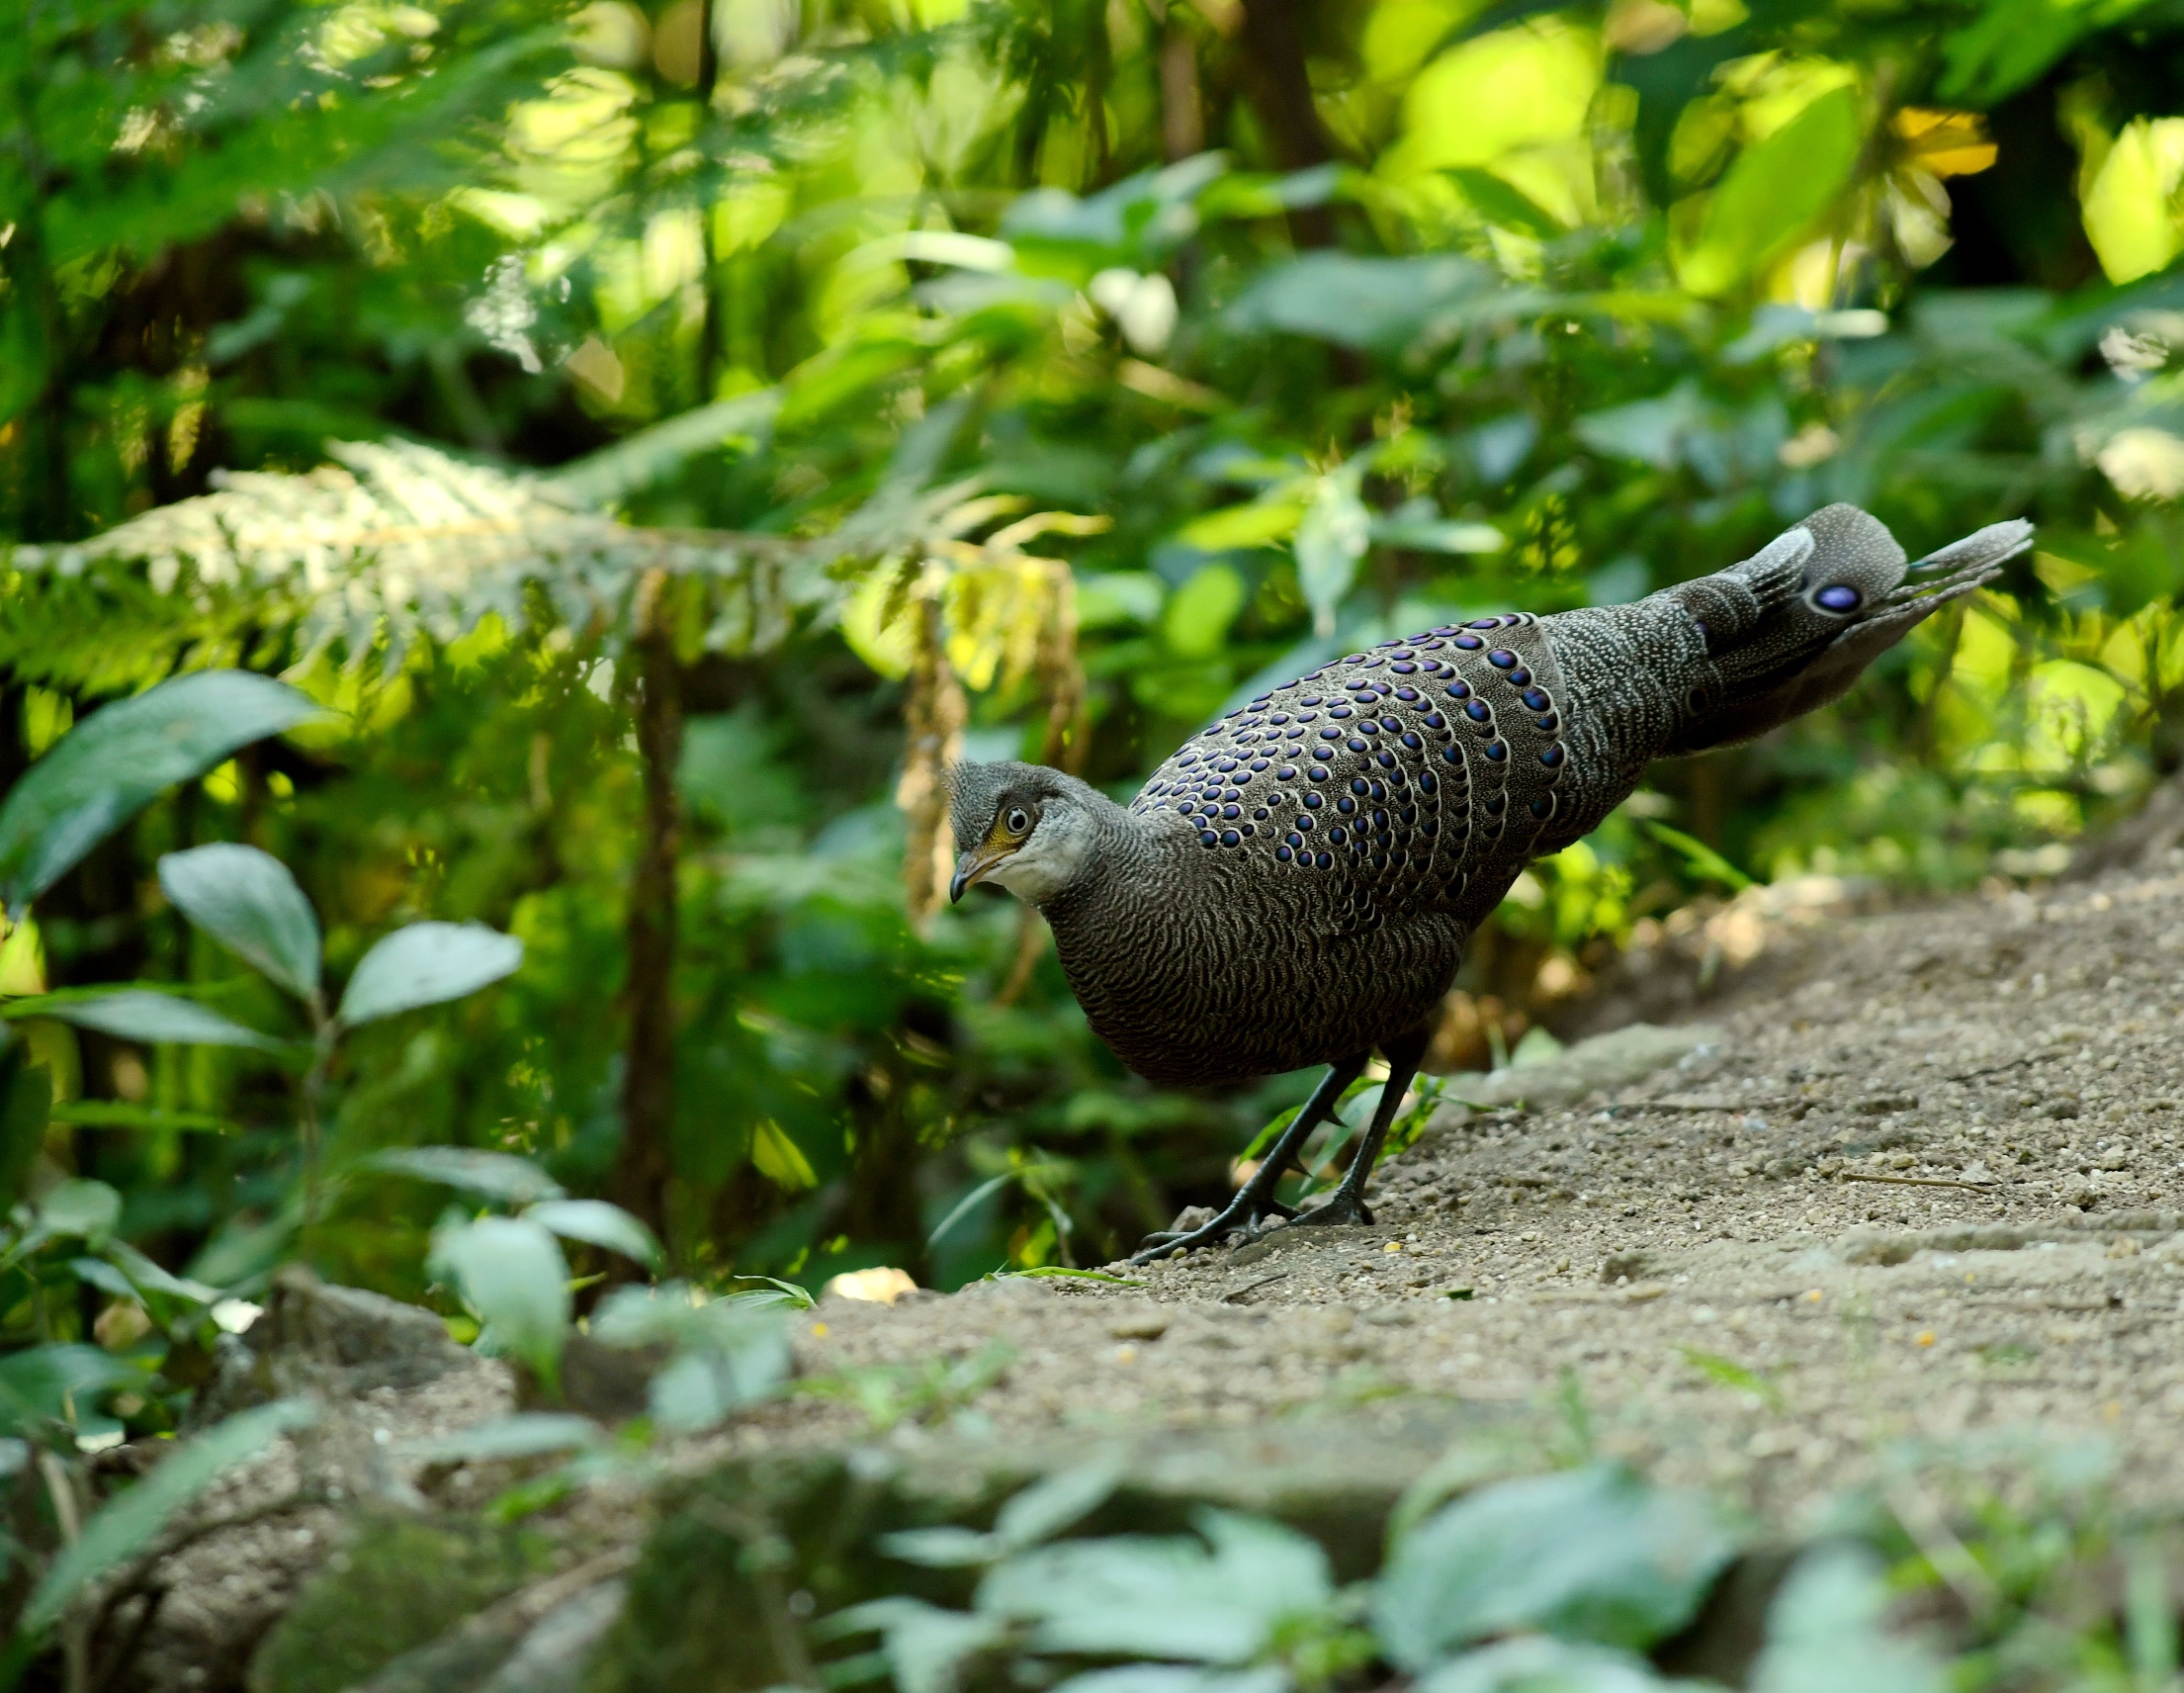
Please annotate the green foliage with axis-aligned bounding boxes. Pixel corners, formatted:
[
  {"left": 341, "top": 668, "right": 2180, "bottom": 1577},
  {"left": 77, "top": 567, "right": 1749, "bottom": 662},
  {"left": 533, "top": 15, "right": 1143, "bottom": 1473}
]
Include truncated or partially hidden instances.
[{"left": 5, "top": 0, "right": 2184, "bottom": 1454}]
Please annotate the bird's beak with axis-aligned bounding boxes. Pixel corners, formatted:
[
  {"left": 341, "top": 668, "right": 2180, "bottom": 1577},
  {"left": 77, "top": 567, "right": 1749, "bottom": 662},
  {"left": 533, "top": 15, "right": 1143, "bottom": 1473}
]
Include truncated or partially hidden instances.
[{"left": 949, "top": 845, "right": 1010, "bottom": 903}]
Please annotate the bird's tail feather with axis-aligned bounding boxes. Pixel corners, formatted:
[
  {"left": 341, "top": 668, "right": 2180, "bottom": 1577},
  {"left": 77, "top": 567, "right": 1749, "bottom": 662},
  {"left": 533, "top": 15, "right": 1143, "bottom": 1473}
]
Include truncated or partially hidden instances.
[{"left": 1661, "top": 505, "right": 2032, "bottom": 754}]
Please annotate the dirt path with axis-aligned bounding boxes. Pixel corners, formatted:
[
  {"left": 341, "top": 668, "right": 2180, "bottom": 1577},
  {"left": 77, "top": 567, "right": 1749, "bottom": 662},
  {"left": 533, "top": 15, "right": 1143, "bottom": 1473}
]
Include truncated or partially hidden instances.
[{"left": 781, "top": 865, "right": 2184, "bottom": 1519}]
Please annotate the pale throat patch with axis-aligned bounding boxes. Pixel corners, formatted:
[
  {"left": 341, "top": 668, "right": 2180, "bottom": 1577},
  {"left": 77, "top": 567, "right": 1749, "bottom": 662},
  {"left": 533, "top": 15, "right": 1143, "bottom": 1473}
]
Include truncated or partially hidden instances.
[{"left": 986, "top": 805, "right": 1094, "bottom": 904}]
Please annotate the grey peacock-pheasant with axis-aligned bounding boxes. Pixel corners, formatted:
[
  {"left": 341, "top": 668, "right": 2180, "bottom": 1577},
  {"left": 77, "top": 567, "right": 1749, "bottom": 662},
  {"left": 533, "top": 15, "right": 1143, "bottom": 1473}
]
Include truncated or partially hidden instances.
[{"left": 947, "top": 504, "right": 2033, "bottom": 1262}]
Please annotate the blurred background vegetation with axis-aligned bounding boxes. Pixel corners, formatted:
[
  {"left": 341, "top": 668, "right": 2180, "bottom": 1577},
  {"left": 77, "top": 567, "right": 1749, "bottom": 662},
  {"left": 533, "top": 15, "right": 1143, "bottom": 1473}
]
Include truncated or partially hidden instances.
[{"left": 6, "top": 0, "right": 2184, "bottom": 1307}]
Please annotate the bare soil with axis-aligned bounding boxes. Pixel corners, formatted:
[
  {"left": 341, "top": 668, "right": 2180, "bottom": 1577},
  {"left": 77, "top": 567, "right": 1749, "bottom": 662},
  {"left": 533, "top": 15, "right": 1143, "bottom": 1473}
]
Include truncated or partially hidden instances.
[{"left": 781, "top": 865, "right": 2184, "bottom": 1521}]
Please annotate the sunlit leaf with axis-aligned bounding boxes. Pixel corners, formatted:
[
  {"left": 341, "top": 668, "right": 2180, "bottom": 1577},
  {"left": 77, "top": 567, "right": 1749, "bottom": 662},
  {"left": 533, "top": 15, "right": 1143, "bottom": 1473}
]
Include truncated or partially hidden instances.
[
  {"left": 336, "top": 922, "right": 523, "bottom": 1027},
  {"left": 0, "top": 671, "right": 320, "bottom": 917},
  {"left": 1679, "top": 87, "right": 1863, "bottom": 298},
  {"left": 157, "top": 844, "right": 322, "bottom": 1003}
]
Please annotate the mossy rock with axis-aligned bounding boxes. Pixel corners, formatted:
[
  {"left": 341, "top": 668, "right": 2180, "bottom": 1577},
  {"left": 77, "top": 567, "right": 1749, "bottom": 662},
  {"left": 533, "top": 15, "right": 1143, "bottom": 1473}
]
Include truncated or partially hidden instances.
[{"left": 248, "top": 1512, "right": 549, "bottom": 1693}]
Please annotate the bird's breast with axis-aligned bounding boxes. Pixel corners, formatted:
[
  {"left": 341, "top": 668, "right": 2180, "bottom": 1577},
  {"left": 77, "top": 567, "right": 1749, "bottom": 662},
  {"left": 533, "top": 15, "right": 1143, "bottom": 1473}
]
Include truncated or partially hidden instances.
[{"left": 1046, "top": 889, "right": 1466, "bottom": 1085}]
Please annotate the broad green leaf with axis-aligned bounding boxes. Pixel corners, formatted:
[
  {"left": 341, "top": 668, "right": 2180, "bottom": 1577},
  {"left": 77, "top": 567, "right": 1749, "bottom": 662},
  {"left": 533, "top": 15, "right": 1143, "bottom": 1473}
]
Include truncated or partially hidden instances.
[
  {"left": 428, "top": 1214, "right": 569, "bottom": 1385},
  {"left": 823, "top": 1596, "right": 1011, "bottom": 1693},
  {"left": 365, "top": 1146, "right": 566, "bottom": 1204},
  {"left": 1418, "top": 1638, "right": 1689, "bottom": 1693},
  {"left": 9, "top": 990, "right": 288, "bottom": 1053},
  {"left": 1228, "top": 253, "right": 1497, "bottom": 353},
  {"left": 1051, "top": 1672, "right": 1288, "bottom": 1693},
  {"left": 1369, "top": 512, "right": 1506, "bottom": 555},
  {"left": 1396, "top": 21, "right": 1599, "bottom": 172},
  {"left": 21, "top": 1399, "right": 319, "bottom": 1638},
  {"left": 0, "top": 671, "right": 320, "bottom": 917},
  {"left": 884, "top": 1461, "right": 1126, "bottom": 1568},
  {"left": 1164, "top": 565, "right": 1248, "bottom": 659},
  {"left": 978, "top": 1509, "right": 1332, "bottom": 1663},
  {"left": 1371, "top": 1465, "right": 1737, "bottom": 1668},
  {"left": 1295, "top": 484, "right": 1370, "bottom": 637},
  {"left": 1175, "top": 502, "right": 1304, "bottom": 553},
  {"left": 38, "top": 1180, "right": 123, "bottom": 1242},
  {"left": 523, "top": 1199, "right": 663, "bottom": 1268},
  {"left": 157, "top": 845, "right": 322, "bottom": 1002},
  {"left": 1750, "top": 1545, "right": 1943, "bottom": 1693},
  {"left": 0, "top": 1346, "right": 138, "bottom": 1438},
  {"left": 1679, "top": 87, "right": 1863, "bottom": 298},
  {"left": 2082, "top": 118, "right": 2184, "bottom": 284},
  {"left": 336, "top": 922, "right": 523, "bottom": 1026}
]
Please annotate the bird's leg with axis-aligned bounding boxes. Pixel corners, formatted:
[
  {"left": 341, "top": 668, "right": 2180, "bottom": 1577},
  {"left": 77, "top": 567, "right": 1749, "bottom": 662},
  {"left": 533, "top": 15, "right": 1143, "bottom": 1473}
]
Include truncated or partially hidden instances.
[
  {"left": 1292, "top": 1025, "right": 1432, "bottom": 1230},
  {"left": 1129, "top": 1054, "right": 1369, "bottom": 1262}
]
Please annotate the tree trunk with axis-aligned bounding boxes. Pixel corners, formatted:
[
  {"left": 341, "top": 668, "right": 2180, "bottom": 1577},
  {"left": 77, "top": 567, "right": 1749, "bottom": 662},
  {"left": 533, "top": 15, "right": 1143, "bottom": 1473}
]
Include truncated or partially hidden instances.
[
  {"left": 1236, "top": 0, "right": 1336, "bottom": 246},
  {"left": 613, "top": 572, "right": 684, "bottom": 1247}
]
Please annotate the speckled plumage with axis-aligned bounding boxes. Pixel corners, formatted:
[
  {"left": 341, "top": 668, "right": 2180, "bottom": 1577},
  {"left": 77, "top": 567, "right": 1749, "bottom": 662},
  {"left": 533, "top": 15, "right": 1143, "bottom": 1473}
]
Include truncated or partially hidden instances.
[{"left": 950, "top": 506, "right": 2031, "bottom": 1096}]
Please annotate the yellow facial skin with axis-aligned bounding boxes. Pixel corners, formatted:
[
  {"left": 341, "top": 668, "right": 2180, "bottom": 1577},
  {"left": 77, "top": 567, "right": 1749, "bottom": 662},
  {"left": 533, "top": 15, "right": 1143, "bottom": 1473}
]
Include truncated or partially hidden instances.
[{"left": 948, "top": 809, "right": 1031, "bottom": 902}]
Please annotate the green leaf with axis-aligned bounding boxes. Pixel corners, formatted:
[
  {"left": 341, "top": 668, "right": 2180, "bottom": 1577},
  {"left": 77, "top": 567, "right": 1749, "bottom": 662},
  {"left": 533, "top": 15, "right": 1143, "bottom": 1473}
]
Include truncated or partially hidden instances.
[
  {"left": 1371, "top": 1465, "right": 1738, "bottom": 1668},
  {"left": 1679, "top": 1347, "right": 1783, "bottom": 1412},
  {"left": 1750, "top": 1545, "right": 1943, "bottom": 1693},
  {"left": 523, "top": 1199, "right": 663, "bottom": 1268},
  {"left": 1294, "top": 484, "right": 1371, "bottom": 637},
  {"left": 1228, "top": 253, "right": 1499, "bottom": 353},
  {"left": 1164, "top": 564, "right": 1249, "bottom": 659},
  {"left": 1369, "top": 512, "right": 1506, "bottom": 555},
  {"left": 1679, "top": 87, "right": 1863, "bottom": 298},
  {"left": 0, "top": 1033, "right": 50, "bottom": 1204},
  {"left": 7, "top": 990, "right": 288, "bottom": 1053},
  {"left": 883, "top": 1462, "right": 1125, "bottom": 1568},
  {"left": 20, "top": 1398, "right": 319, "bottom": 1639},
  {"left": 588, "top": 1283, "right": 791, "bottom": 1430},
  {"left": 428, "top": 1214, "right": 569, "bottom": 1388},
  {"left": 336, "top": 922, "right": 523, "bottom": 1027},
  {"left": 1417, "top": 1637, "right": 1686, "bottom": 1693},
  {"left": 822, "top": 1596, "right": 1011, "bottom": 1693},
  {"left": 978, "top": 1509, "right": 1333, "bottom": 1663},
  {"left": 366, "top": 1146, "right": 566, "bottom": 1205},
  {"left": 0, "top": 671, "right": 320, "bottom": 918},
  {"left": 49, "top": 1102, "right": 233, "bottom": 1134},
  {"left": 157, "top": 845, "right": 322, "bottom": 1003},
  {"left": 1643, "top": 823, "right": 1754, "bottom": 892},
  {"left": 37, "top": 1180, "right": 122, "bottom": 1243},
  {"left": 0, "top": 1346, "right": 137, "bottom": 1437}
]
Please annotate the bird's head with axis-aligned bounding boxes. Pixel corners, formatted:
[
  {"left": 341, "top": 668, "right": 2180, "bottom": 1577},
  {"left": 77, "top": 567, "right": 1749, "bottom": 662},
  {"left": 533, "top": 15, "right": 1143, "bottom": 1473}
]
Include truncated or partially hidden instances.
[{"left": 947, "top": 761, "right": 1105, "bottom": 905}]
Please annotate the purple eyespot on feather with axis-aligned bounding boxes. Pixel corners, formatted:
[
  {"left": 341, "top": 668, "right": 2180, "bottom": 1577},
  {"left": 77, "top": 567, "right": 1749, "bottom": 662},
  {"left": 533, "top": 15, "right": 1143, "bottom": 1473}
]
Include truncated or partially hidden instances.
[{"left": 1815, "top": 583, "right": 1862, "bottom": 612}]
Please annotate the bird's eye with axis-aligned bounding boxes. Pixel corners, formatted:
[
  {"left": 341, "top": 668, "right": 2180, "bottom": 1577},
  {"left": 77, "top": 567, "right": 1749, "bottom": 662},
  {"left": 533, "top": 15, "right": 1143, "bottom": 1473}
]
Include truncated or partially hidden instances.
[{"left": 1005, "top": 808, "right": 1030, "bottom": 834}]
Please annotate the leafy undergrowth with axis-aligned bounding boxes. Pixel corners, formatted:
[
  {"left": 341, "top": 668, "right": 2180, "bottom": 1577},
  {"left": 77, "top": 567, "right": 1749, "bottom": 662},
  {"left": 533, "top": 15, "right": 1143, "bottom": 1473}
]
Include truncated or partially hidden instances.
[{"left": 806, "top": 1445, "right": 2174, "bottom": 1693}]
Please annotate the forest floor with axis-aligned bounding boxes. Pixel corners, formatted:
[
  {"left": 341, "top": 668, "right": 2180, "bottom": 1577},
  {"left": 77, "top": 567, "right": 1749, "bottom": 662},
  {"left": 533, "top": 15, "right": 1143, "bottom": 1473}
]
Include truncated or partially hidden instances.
[{"left": 774, "top": 860, "right": 2184, "bottom": 1526}]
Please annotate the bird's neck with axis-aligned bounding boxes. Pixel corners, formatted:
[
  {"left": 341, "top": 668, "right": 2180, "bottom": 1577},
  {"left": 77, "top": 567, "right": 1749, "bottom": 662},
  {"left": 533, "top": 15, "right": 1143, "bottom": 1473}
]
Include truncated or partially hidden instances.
[{"left": 1032, "top": 792, "right": 1165, "bottom": 929}]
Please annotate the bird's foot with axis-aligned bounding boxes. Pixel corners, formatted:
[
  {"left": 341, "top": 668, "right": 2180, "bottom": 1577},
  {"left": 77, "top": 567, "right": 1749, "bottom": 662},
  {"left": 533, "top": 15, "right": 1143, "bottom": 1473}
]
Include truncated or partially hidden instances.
[
  {"left": 1290, "top": 1188, "right": 1374, "bottom": 1229},
  {"left": 1130, "top": 1193, "right": 1297, "bottom": 1263}
]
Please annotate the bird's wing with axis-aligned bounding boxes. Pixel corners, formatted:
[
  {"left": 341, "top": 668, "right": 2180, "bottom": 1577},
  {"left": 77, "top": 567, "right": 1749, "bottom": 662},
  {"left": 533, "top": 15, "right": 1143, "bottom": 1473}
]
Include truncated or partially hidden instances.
[{"left": 1129, "top": 617, "right": 1575, "bottom": 930}]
